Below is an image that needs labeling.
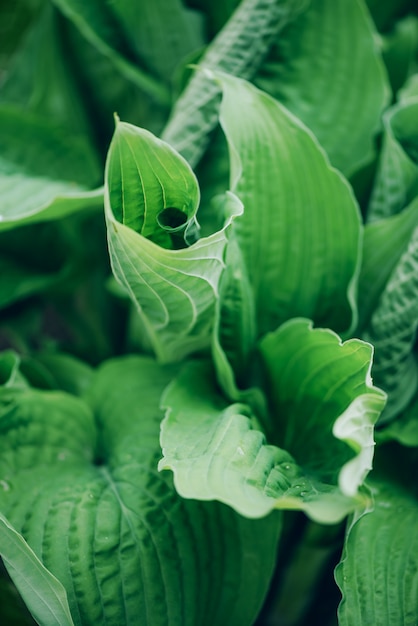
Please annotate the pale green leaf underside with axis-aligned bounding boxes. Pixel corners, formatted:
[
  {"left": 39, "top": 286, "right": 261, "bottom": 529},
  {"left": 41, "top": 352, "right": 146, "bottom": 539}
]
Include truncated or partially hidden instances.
[
  {"left": 368, "top": 97, "right": 418, "bottom": 221},
  {"left": 216, "top": 71, "right": 362, "bottom": 336},
  {"left": 0, "top": 514, "right": 75, "bottom": 626},
  {"left": 160, "top": 320, "right": 386, "bottom": 523},
  {"left": 364, "top": 223, "right": 418, "bottom": 422},
  {"left": 162, "top": 0, "right": 308, "bottom": 166},
  {"left": 255, "top": 0, "right": 390, "bottom": 177},
  {"left": 0, "top": 356, "right": 280, "bottom": 626},
  {"left": 336, "top": 482, "right": 418, "bottom": 625}
]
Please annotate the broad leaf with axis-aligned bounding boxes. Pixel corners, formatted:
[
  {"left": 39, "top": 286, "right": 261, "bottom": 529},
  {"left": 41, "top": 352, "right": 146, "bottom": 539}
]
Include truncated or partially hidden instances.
[
  {"left": 0, "top": 106, "right": 103, "bottom": 231},
  {"left": 358, "top": 196, "right": 418, "bottom": 331},
  {"left": 336, "top": 479, "right": 418, "bottom": 625},
  {"left": 216, "top": 71, "right": 362, "bottom": 336},
  {"left": 160, "top": 319, "right": 386, "bottom": 523},
  {"left": 367, "top": 97, "right": 418, "bottom": 221},
  {"left": 105, "top": 120, "right": 243, "bottom": 362},
  {"left": 363, "top": 224, "right": 418, "bottom": 423},
  {"left": 255, "top": 0, "right": 391, "bottom": 177},
  {"left": 0, "top": 356, "right": 281, "bottom": 626},
  {"left": 0, "top": 4, "right": 93, "bottom": 139},
  {"left": 382, "top": 16, "right": 418, "bottom": 95},
  {"left": 162, "top": 0, "right": 308, "bottom": 166},
  {"left": 50, "top": 0, "right": 171, "bottom": 106},
  {"left": 0, "top": 514, "right": 75, "bottom": 626}
]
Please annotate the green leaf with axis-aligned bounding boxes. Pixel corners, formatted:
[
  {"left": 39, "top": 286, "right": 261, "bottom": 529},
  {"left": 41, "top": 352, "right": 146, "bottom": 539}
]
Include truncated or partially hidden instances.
[
  {"left": 160, "top": 319, "right": 386, "bottom": 523},
  {"left": 255, "top": 0, "right": 391, "bottom": 177},
  {"left": 336, "top": 481, "right": 418, "bottom": 625},
  {"left": 216, "top": 71, "right": 362, "bottom": 336},
  {"left": 0, "top": 106, "right": 103, "bottom": 231},
  {"left": 105, "top": 120, "right": 243, "bottom": 362},
  {"left": 102, "top": 0, "right": 204, "bottom": 84},
  {"left": 377, "top": 389, "right": 418, "bottom": 446},
  {"left": 162, "top": 0, "right": 308, "bottom": 166},
  {"left": 367, "top": 97, "right": 418, "bottom": 221},
  {"left": 382, "top": 16, "right": 418, "bottom": 96},
  {"left": 0, "top": 4, "right": 94, "bottom": 140},
  {"left": 363, "top": 223, "right": 418, "bottom": 423},
  {"left": 50, "top": 0, "right": 171, "bottom": 106},
  {"left": 106, "top": 118, "right": 200, "bottom": 248},
  {"left": 358, "top": 196, "right": 418, "bottom": 331},
  {"left": 0, "top": 356, "right": 281, "bottom": 626},
  {"left": 0, "top": 514, "right": 75, "bottom": 626}
]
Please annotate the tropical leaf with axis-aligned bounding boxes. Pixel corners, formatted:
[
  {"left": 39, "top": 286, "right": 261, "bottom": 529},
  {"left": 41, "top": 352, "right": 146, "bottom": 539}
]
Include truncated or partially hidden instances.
[
  {"left": 0, "top": 355, "right": 281, "bottom": 626},
  {"left": 216, "top": 71, "right": 362, "bottom": 336},
  {"left": 105, "top": 119, "right": 243, "bottom": 362},
  {"left": 162, "top": 0, "right": 308, "bottom": 166},
  {"left": 367, "top": 96, "right": 418, "bottom": 221},
  {"left": 160, "top": 319, "right": 386, "bottom": 524},
  {"left": 255, "top": 0, "right": 391, "bottom": 177},
  {"left": 363, "top": 223, "right": 418, "bottom": 423}
]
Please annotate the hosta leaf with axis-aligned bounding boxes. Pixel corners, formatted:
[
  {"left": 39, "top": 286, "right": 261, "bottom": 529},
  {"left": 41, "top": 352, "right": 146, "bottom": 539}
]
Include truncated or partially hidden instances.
[
  {"left": 0, "top": 356, "right": 281, "bottom": 626},
  {"left": 377, "top": 389, "right": 418, "bottom": 446},
  {"left": 358, "top": 196, "right": 418, "bottom": 331},
  {"left": 103, "top": 0, "right": 204, "bottom": 84},
  {"left": 160, "top": 319, "right": 386, "bottom": 523},
  {"left": 162, "top": 0, "right": 308, "bottom": 166},
  {"left": 255, "top": 0, "right": 390, "bottom": 177},
  {"left": 363, "top": 224, "right": 418, "bottom": 423},
  {"left": 0, "top": 4, "right": 93, "bottom": 139},
  {"left": 0, "top": 106, "right": 103, "bottom": 231},
  {"left": 382, "top": 16, "right": 418, "bottom": 96},
  {"left": 336, "top": 480, "right": 418, "bottom": 625},
  {"left": 216, "top": 71, "right": 362, "bottom": 336},
  {"left": 367, "top": 97, "right": 418, "bottom": 221},
  {"left": 0, "top": 514, "right": 75, "bottom": 626},
  {"left": 107, "top": 118, "right": 200, "bottom": 248},
  {"left": 50, "top": 0, "right": 171, "bottom": 106},
  {"left": 105, "top": 120, "right": 243, "bottom": 362}
]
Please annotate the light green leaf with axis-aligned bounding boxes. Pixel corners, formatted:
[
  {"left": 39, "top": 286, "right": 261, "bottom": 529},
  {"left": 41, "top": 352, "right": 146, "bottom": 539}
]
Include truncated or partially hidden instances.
[
  {"left": 107, "top": 118, "right": 200, "bottom": 248},
  {"left": 0, "top": 356, "right": 281, "bottom": 626},
  {"left": 363, "top": 224, "right": 418, "bottom": 423},
  {"left": 216, "top": 71, "right": 362, "bottom": 336},
  {"left": 162, "top": 0, "right": 308, "bottom": 166},
  {"left": 160, "top": 319, "right": 386, "bottom": 523},
  {"left": 105, "top": 120, "right": 243, "bottom": 362},
  {"left": 0, "top": 514, "right": 75, "bottom": 626},
  {"left": 0, "top": 106, "right": 103, "bottom": 231},
  {"left": 358, "top": 196, "right": 418, "bottom": 331},
  {"left": 255, "top": 0, "right": 391, "bottom": 177},
  {"left": 367, "top": 97, "right": 418, "bottom": 221},
  {"left": 336, "top": 481, "right": 418, "bottom": 626}
]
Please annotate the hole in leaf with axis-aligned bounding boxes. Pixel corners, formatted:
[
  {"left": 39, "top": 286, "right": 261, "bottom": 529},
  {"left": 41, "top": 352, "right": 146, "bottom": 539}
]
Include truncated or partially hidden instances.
[{"left": 157, "top": 207, "right": 188, "bottom": 231}]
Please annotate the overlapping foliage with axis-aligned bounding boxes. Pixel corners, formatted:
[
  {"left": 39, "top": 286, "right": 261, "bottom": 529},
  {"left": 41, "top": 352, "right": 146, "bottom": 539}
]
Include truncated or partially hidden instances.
[{"left": 1, "top": 0, "right": 418, "bottom": 624}]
